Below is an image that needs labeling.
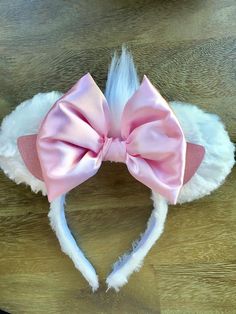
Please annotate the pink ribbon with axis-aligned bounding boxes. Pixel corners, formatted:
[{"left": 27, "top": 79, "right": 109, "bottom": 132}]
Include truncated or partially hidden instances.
[
  {"left": 33, "top": 73, "right": 186, "bottom": 203},
  {"left": 18, "top": 74, "right": 205, "bottom": 204}
]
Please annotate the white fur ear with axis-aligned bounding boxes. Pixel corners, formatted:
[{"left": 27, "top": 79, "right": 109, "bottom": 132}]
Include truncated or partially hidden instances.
[
  {"left": 170, "top": 102, "right": 235, "bottom": 203},
  {"left": 0, "top": 91, "right": 62, "bottom": 194}
]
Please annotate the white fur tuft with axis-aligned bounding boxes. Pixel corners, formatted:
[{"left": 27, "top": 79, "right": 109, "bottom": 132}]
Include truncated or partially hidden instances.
[{"left": 105, "top": 46, "right": 139, "bottom": 137}]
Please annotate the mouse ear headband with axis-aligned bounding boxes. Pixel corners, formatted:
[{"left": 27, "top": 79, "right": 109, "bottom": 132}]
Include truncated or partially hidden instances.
[{"left": 0, "top": 49, "right": 234, "bottom": 291}]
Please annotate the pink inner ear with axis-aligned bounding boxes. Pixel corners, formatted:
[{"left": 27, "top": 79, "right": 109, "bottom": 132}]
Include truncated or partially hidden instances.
[
  {"left": 17, "top": 134, "right": 44, "bottom": 181},
  {"left": 183, "top": 142, "right": 205, "bottom": 184},
  {"left": 17, "top": 135, "right": 205, "bottom": 185}
]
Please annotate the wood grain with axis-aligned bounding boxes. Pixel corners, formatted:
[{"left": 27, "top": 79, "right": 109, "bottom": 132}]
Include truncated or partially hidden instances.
[{"left": 0, "top": 0, "right": 235, "bottom": 313}]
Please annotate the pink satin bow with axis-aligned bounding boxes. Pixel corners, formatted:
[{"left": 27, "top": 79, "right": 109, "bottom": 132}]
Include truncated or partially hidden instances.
[{"left": 31, "top": 73, "right": 186, "bottom": 203}]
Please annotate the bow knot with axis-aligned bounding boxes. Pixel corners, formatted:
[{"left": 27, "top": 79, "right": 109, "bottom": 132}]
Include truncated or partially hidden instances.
[{"left": 103, "top": 138, "right": 127, "bottom": 163}]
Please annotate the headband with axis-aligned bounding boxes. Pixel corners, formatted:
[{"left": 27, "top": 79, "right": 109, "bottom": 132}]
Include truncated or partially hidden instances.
[{"left": 0, "top": 49, "right": 234, "bottom": 291}]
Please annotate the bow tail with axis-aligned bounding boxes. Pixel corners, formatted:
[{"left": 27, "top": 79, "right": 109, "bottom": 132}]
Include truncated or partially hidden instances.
[
  {"left": 106, "top": 193, "right": 168, "bottom": 291},
  {"left": 126, "top": 155, "right": 184, "bottom": 204}
]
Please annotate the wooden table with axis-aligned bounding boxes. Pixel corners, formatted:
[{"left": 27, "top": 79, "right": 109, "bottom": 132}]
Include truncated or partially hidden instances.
[{"left": 0, "top": 1, "right": 235, "bottom": 313}]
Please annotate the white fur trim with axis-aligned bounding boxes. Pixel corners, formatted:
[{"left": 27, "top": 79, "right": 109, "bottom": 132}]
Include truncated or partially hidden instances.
[
  {"left": 49, "top": 195, "right": 99, "bottom": 291},
  {"left": 105, "top": 46, "right": 139, "bottom": 137},
  {"left": 106, "top": 193, "right": 168, "bottom": 291}
]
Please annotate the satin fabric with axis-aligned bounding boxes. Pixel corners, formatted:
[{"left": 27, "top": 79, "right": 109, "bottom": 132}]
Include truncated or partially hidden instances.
[
  {"left": 18, "top": 135, "right": 205, "bottom": 187},
  {"left": 36, "top": 73, "right": 186, "bottom": 203}
]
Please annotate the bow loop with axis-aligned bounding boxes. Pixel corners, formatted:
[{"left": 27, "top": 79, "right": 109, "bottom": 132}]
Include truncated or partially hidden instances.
[
  {"left": 122, "top": 76, "right": 186, "bottom": 204},
  {"left": 37, "top": 73, "right": 110, "bottom": 201}
]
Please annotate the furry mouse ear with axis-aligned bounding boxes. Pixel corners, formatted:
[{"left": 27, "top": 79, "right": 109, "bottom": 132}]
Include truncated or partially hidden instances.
[
  {"left": 0, "top": 91, "right": 62, "bottom": 195},
  {"left": 170, "top": 101, "right": 235, "bottom": 204}
]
